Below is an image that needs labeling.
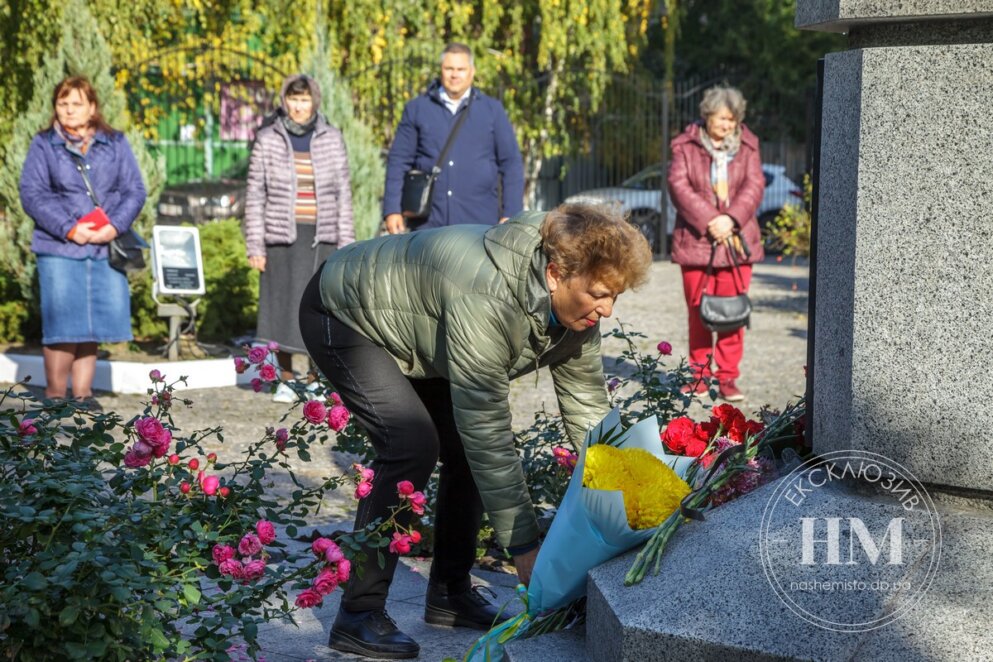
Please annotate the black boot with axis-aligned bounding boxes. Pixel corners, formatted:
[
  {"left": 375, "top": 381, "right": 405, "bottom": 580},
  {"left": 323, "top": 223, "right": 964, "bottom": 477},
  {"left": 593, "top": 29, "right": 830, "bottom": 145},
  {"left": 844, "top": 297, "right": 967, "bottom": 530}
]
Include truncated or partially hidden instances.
[
  {"left": 328, "top": 607, "right": 420, "bottom": 659},
  {"left": 424, "top": 583, "right": 510, "bottom": 630}
]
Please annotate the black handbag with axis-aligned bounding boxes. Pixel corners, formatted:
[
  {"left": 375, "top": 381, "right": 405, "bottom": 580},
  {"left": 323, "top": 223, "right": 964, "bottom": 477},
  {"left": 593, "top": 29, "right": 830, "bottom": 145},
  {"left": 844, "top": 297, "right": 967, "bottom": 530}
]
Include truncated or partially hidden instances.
[
  {"left": 71, "top": 153, "right": 148, "bottom": 274},
  {"left": 400, "top": 95, "right": 473, "bottom": 223},
  {"left": 699, "top": 238, "right": 752, "bottom": 333}
]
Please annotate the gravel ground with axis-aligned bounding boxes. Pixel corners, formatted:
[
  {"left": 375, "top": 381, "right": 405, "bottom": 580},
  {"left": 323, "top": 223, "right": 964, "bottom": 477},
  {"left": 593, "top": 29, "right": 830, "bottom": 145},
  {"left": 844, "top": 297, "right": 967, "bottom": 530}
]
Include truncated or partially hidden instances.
[{"left": 5, "top": 256, "right": 809, "bottom": 526}]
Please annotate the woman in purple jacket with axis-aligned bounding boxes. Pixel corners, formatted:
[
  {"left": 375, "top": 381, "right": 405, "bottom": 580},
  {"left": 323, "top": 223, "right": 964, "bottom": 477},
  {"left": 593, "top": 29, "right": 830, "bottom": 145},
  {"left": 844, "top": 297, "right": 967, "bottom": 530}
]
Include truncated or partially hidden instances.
[
  {"left": 19, "top": 76, "right": 147, "bottom": 409},
  {"left": 243, "top": 74, "right": 355, "bottom": 403}
]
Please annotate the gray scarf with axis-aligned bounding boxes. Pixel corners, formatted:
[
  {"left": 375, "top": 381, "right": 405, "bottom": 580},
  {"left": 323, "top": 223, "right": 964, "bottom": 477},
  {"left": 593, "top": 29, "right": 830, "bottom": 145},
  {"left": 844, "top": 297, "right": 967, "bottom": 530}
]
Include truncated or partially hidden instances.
[
  {"left": 281, "top": 112, "right": 317, "bottom": 136},
  {"left": 699, "top": 125, "right": 742, "bottom": 205}
]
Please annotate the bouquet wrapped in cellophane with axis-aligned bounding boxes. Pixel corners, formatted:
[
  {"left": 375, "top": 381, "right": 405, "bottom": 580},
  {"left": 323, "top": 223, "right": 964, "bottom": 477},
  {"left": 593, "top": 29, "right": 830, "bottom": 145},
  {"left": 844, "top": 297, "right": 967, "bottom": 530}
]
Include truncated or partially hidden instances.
[{"left": 465, "top": 409, "right": 694, "bottom": 661}]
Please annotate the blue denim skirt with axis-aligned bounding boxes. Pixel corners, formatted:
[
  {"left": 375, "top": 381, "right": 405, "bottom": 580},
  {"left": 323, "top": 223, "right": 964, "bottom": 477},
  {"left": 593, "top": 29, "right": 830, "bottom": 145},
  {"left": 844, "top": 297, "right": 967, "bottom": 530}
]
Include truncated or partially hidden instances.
[{"left": 37, "top": 255, "right": 133, "bottom": 345}]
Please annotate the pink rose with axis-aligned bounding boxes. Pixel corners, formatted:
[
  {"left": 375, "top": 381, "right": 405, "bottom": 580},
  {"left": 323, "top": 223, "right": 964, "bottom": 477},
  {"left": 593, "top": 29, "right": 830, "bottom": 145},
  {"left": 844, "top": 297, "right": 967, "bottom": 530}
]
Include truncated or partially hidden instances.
[
  {"left": 266, "top": 341, "right": 280, "bottom": 351},
  {"left": 314, "top": 568, "right": 339, "bottom": 595},
  {"left": 149, "top": 369, "right": 162, "bottom": 382},
  {"left": 135, "top": 417, "right": 171, "bottom": 456},
  {"left": 409, "top": 530, "right": 422, "bottom": 544},
  {"left": 238, "top": 533, "right": 262, "bottom": 557},
  {"left": 251, "top": 378, "right": 263, "bottom": 393},
  {"left": 302, "top": 400, "right": 327, "bottom": 425},
  {"left": 218, "top": 558, "right": 244, "bottom": 579},
  {"left": 389, "top": 532, "right": 412, "bottom": 555},
  {"left": 311, "top": 537, "right": 335, "bottom": 558},
  {"left": 17, "top": 418, "right": 38, "bottom": 437},
  {"left": 180, "top": 482, "right": 192, "bottom": 494},
  {"left": 167, "top": 454, "right": 180, "bottom": 465},
  {"left": 330, "top": 392, "right": 343, "bottom": 406},
  {"left": 212, "top": 544, "right": 236, "bottom": 565},
  {"left": 124, "top": 449, "right": 151, "bottom": 468},
  {"left": 201, "top": 475, "right": 220, "bottom": 496},
  {"left": 132, "top": 439, "right": 154, "bottom": 458},
  {"left": 657, "top": 341, "right": 673, "bottom": 356},
  {"left": 354, "top": 481, "right": 373, "bottom": 499},
  {"left": 255, "top": 520, "right": 276, "bottom": 545},
  {"left": 409, "top": 492, "right": 427, "bottom": 516},
  {"left": 242, "top": 559, "right": 266, "bottom": 581},
  {"left": 247, "top": 346, "right": 268, "bottom": 365},
  {"left": 219, "top": 486, "right": 231, "bottom": 498},
  {"left": 274, "top": 427, "right": 289, "bottom": 451},
  {"left": 396, "top": 480, "right": 415, "bottom": 497},
  {"left": 234, "top": 357, "right": 249, "bottom": 374},
  {"left": 327, "top": 405, "right": 350, "bottom": 432},
  {"left": 324, "top": 543, "right": 344, "bottom": 564},
  {"left": 353, "top": 464, "right": 374, "bottom": 482},
  {"left": 335, "top": 558, "right": 351, "bottom": 583},
  {"left": 294, "top": 588, "right": 324, "bottom": 609},
  {"left": 259, "top": 363, "right": 277, "bottom": 383}
]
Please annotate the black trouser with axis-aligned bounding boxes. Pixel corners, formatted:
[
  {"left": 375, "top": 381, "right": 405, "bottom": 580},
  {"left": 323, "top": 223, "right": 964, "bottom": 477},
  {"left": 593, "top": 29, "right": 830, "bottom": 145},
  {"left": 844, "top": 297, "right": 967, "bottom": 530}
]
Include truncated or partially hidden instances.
[{"left": 299, "top": 271, "right": 485, "bottom": 611}]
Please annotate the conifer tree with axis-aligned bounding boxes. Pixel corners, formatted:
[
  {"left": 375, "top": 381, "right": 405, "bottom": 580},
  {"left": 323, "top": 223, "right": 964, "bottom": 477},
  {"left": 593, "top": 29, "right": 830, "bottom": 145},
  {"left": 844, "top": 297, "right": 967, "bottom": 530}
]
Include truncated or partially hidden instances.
[
  {"left": 302, "top": 19, "right": 385, "bottom": 241},
  {"left": 0, "top": 0, "right": 163, "bottom": 307}
]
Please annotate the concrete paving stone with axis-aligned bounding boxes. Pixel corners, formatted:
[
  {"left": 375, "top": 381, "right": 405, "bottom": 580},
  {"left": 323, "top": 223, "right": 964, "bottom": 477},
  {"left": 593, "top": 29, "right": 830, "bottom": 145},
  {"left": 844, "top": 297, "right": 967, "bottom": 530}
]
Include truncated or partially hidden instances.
[{"left": 505, "top": 627, "right": 587, "bottom": 662}]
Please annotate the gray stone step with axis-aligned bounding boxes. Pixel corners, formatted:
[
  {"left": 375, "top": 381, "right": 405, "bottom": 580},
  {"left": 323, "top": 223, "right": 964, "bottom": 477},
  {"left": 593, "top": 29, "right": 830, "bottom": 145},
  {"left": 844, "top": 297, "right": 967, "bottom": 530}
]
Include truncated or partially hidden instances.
[{"left": 506, "top": 626, "right": 587, "bottom": 662}]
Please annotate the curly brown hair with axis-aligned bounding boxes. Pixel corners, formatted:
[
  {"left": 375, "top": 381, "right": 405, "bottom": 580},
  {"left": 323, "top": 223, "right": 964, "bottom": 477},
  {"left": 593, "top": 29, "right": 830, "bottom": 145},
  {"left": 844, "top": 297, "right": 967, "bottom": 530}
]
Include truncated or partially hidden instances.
[{"left": 540, "top": 203, "right": 653, "bottom": 292}]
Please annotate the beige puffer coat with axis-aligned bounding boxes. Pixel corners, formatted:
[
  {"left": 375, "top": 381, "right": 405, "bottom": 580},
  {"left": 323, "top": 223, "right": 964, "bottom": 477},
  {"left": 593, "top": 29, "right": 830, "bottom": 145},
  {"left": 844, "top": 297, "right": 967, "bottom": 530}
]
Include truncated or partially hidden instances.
[{"left": 318, "top": 211, "right": 611, "bottom": 548}]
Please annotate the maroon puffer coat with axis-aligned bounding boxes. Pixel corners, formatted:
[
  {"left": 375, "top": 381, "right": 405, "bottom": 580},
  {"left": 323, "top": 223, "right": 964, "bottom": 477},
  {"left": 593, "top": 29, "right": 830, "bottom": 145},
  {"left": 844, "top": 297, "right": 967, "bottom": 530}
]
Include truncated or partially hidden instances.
[{"left": 668, "top": 122, "right": 765, "bottom": 267}]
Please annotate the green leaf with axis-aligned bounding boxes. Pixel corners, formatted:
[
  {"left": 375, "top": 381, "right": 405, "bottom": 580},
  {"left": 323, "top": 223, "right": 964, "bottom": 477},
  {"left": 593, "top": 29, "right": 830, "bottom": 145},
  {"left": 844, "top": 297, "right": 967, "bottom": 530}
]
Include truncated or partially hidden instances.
[
  {"left": 21, "top": 572, "right": 46, "bottom": 590},
  {"left": 24, "top": 608, "right": 40, "bottom": 628},
  {"left": 59, "top": 604, "right": 80, "bottom": 626},
  {"left": 297, "top": 448, "right": 311, "bottom": 462},
  {"left": 148, "top": 628, "right": 169, "bottom": 649},
  {"left": 182, "top": 584, "right": 201, "bottom": 605},
  {"left": 110, "top": 586, "right": 130, "bottom": 603}
]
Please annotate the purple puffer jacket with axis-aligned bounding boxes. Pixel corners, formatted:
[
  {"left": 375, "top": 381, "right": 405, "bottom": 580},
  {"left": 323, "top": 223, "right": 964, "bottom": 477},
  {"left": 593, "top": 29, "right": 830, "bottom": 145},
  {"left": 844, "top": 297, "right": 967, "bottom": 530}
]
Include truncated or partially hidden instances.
[
  {"left": 243, "top": 116, "right": 355, "bottom": 257},
  {"left": 20, "top": 129, "right": 147, "bottom": 259}
]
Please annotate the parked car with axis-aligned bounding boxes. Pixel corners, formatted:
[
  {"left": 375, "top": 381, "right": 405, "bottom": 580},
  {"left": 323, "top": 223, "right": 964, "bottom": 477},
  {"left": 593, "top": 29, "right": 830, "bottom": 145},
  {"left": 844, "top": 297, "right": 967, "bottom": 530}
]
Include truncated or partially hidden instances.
[
  {"left": 156, "top": 159, "right": 249, "bottom": 224},
  {"left": 564, "top": 163, "right": 803, "bottom": 252}
]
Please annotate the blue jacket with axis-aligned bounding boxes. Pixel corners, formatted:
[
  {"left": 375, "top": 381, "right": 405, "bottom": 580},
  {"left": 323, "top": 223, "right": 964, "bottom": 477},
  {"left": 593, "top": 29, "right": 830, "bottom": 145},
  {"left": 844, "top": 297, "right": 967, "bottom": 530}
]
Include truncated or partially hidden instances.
[
  {"left": 20, "top": 129, "right": 147, "bottom": 259},
  {"left": 383, "top": 81, "right": 524, "bottom": 229}
]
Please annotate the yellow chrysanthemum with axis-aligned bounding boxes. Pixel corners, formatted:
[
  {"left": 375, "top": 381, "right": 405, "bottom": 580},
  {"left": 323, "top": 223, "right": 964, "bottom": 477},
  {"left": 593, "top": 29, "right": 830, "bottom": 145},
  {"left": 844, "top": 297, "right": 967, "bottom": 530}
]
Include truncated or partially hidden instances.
[{"left": 582, "top": 445, "right": 691, "bottom": 529}]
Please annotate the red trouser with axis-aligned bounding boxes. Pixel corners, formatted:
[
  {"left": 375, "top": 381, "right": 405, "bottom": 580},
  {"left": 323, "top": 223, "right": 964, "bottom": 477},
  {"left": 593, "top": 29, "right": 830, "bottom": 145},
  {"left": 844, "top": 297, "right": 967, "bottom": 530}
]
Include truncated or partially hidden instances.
[{"left": 680, "top": 264, "right": 752, "bottom": 382}]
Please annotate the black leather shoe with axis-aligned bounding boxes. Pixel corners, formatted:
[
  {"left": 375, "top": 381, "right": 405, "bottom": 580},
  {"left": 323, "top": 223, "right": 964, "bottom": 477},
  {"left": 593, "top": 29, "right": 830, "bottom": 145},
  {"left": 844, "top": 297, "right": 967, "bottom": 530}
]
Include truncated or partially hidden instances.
[
  {"left": 424, "top": 583, "right": 510, "bottom": 630},
  {"left": 328, "top": 608, "right": 419, "bottom": 659}
]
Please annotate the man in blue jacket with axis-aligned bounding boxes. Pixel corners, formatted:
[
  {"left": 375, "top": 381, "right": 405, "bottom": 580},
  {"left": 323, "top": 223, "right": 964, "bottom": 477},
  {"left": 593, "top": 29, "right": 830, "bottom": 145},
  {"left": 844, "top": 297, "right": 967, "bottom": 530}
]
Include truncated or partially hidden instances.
[{"left": 383, "top": 43, "right": 525, "bottom": 233}]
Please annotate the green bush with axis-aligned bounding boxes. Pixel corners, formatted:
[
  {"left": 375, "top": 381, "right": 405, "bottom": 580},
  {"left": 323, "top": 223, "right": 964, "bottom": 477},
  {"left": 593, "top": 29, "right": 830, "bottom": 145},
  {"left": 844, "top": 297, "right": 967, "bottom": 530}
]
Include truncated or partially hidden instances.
[
  {"left": 766, "top": 173, "right": 812, "bottom": 258},
  {"left": 0, "top": 269, "right": 32, "bottom": 343}
]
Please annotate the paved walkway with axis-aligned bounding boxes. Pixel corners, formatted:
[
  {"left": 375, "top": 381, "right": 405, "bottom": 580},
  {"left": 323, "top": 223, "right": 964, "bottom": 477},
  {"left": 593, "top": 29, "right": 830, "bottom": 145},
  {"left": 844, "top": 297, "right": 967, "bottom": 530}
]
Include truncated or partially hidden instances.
[{"left": 3, "top": 256, "right": 809, "bottom": 661}]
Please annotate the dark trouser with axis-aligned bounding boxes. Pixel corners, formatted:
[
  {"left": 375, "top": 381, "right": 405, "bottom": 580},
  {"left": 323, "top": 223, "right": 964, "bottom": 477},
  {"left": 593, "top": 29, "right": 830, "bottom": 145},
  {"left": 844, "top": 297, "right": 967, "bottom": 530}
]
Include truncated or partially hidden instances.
[{"left": 299, "top": 271, "right": 485, "bottom": 612}]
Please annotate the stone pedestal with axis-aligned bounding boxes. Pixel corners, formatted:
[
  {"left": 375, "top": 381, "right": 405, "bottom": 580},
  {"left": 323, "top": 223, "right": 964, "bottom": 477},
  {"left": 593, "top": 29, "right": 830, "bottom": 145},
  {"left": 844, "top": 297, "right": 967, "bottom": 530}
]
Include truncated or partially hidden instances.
[{"left": 809, "top": 10, "right": 993, "bottom": 493}]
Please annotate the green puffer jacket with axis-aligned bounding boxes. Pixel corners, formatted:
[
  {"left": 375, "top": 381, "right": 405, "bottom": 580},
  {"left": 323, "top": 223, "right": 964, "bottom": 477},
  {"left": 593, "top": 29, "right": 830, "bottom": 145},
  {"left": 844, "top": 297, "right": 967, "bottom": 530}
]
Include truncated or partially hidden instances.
[{"left": 319, "top": 211, "right": 610, "bottom": 548}]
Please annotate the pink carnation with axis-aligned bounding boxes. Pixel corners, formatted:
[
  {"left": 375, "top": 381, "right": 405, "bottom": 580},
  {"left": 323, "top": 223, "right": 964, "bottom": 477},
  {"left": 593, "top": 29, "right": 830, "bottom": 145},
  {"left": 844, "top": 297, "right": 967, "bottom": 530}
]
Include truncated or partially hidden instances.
[
  {"left": 234, "top": 357, "right": 249, "bottom": 374},
  {"left": 247, "top": 346, "right": 268, "bottom": 365},
  {"left": 314, "top": 568, "right": 339, "bottom": 595},
  {"left": 238, "top": 533, "right": 263, "bottom": 557},
  {"left": 123, "top": 449, "right": 151, "bottom": 468},
  {"left": 212, "top": 544, "right": 236, "bottom": 565},
  {"left": 396, "top": 480, "right": 415, "bottom": 496},
  {"left": 255, "top": 520, "right": 276, "bottom": 545},
  {"left": 327, "top": 405, "right": 350, "bottom": 432},
  {"left": 335, "top": 558, "right": 351, "bottom": 583},
  {"left": 218, "top": 558, "right": 244, "bottom": 579},
  {"left": 355, "top": 481, "right": 373, "bottom": 499},
  {"left": 259, "top": 363, "right": 277, "bottom": 383},
  {"left": 242, "top": 559, "right": 267, "bottom": 582},
  {"left": 389, "top": 532, "right": 412, "bottom": 555},
  {"left": 295, "top": 588, "right": 324, "bottom": 609},
  {"left": 17, "top": 418, "right": 37, "bottom": 437},
  {"left": 303, "top": 400, "right": 327, "bottom": 425}
]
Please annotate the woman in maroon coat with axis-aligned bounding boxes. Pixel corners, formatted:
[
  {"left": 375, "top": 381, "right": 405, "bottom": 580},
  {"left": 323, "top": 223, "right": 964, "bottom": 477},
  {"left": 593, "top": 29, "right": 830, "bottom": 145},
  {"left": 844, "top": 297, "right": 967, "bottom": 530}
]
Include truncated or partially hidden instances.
[{"left": 668, "top": 85, "right": 764, "bottom": 402}]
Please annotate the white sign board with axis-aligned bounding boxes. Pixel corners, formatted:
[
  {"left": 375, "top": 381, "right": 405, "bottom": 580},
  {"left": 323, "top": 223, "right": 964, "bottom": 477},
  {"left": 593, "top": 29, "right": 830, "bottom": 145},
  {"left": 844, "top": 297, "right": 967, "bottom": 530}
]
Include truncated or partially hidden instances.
[{"left": 152, "top": 225, "right": 206, "bottom": 296}]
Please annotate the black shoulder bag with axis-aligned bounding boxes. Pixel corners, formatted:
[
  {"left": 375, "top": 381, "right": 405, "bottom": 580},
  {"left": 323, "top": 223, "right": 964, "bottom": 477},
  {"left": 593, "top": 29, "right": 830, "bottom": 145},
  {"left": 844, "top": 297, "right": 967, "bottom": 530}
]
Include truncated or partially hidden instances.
[
  {"left": 400, "top": 96, "right": 473, "bottom": 224},
  {"left": 699, "top": 238, "right": 752, "bottom": 333},
  {"left": 70, "top": 153, "right": 148, "bottom": 274}
]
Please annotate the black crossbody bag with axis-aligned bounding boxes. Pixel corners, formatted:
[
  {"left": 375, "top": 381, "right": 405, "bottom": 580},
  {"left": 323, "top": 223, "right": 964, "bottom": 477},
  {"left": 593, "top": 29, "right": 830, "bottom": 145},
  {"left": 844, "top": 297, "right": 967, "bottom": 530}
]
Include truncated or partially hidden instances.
[
  {"left": 400, "top": 96, "right": 473, "bottom": 224},
  {"left": 70, "top": 153, "right": 148, "bottom": 274},
  {"left": 699, "top": 238, "right": 752, "bottom": 332}
]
